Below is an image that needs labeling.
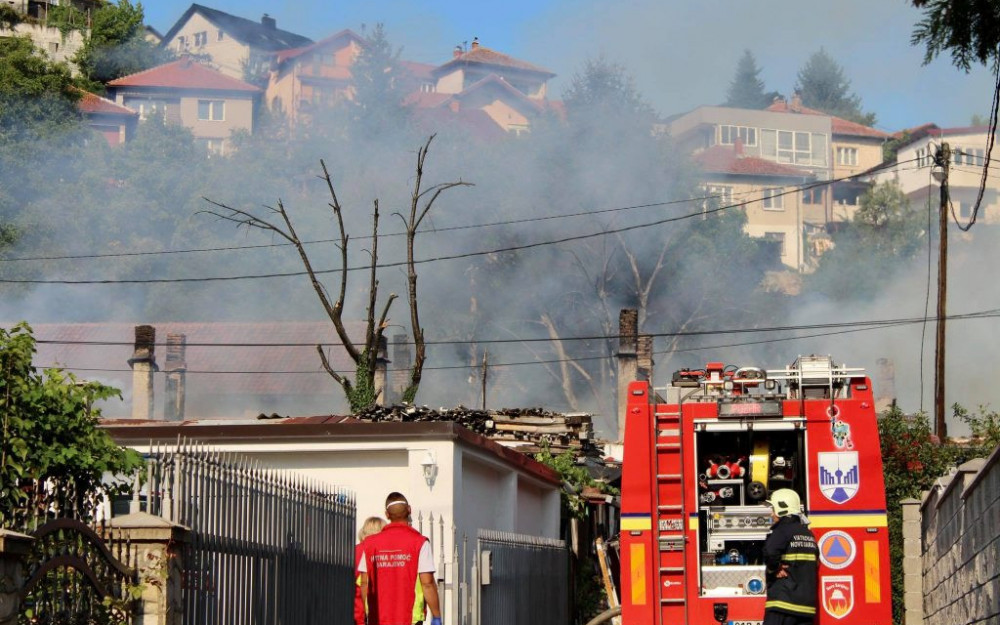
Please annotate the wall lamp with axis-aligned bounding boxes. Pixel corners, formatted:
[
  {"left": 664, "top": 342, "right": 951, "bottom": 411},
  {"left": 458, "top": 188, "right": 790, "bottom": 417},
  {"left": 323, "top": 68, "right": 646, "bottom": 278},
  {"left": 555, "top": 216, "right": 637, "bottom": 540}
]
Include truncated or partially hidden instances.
[{"left": 420, "top": 451, "right": 438, "bottom": 488}]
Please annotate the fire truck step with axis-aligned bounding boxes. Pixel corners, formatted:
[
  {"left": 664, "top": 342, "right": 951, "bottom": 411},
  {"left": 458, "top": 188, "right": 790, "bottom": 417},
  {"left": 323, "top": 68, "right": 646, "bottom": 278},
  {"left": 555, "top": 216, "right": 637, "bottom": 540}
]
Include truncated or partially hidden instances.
[
  {"left": 657, "top": 504, "right": 683, "bottom": 512},
  {"left": 659, "top": 598, "right": 685, "bottom": 605},
  {"left": 658, "top": 566, "right": 685, "bottom": 573},
  {"left": 654, "top": 412, "right": 680, "bottom": 418},
  {"left": 656, "top": 429, "right": 681, "bottom": 438}
]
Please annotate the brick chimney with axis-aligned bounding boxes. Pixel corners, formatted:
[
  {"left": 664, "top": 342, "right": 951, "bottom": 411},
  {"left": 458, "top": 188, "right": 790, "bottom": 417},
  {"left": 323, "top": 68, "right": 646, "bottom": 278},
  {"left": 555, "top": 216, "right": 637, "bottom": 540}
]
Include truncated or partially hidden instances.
[
  {"left": 874, "top": 358, "right": 897, "bottom": 413},
  {"left": 790, "top": 91, "right": 802, "bottom": 112},
  {"left": 471, "top": 36, "right": 479, "bottom": 50},
  {"left": 164, "top": 333, "right": 187, "bottom": 421},
  {"left": 261, "top": 13, "right": 276, "bottom": 30},
  {"left": 453, "top": 45, "right": 462, "bottom": 59},
  {"left": 373, "top": 336, "right": 389, "bottom": 407},
  {"left": 391, "top": 334, "right": 411, "bottom": 404},
  {"left": 637, "top": 334, "right": 654, "bottom": 382},
  {"left": 617, "top": 309, "right": 639, "bottom": 440},
  {"left": 128, "top": 325, "right": 157, "bottom": 420}
]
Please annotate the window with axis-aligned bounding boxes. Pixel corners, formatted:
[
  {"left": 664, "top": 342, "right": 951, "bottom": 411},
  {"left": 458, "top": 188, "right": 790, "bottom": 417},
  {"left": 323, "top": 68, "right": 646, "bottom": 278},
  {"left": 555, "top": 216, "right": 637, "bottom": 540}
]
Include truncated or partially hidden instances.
[
  {"left": 217, "top": 29, "right": 225, "bottom": 41},
  {"left": 719, "top": 125, "right": 758, "bottom": 147},
  {"left": 194, "top": 31, "right": 208, "bottom": 47},
  {"left": 196, "top": 138, "right": 225, "bottom": 157},
  {"left": 763, "top": 232, "right": 786, "bottom": 255},
  {"left": 197, "top": 100, "right": 224, "bottom": 121},
  {"left": 761, "top": 129, "right": 828, "bottom": 166},
  {"left": 48, "top": 41, "right": 59, "bottom": 53},
  {"left": 836, "top": 147, "right": 858, "bottom": 166},
  {"left": 177, "top": 36, "right": 187, "bottom": 49},
  {"left": 762, "top": 188, "right": 783, "bottom": 210},
  {"left": 126, "top": 99, "right": 166, "bottom": 122},
  {"left": 707, "top": 185, "right": 735, "bottom": 206},
  {"left": 802, "top": 188, "right": 824, "bottom": 204},
  {"left": 969, "top": 148, "right": 985, "bottom": 166},
  {"left": 916, "top": 147, "right": 927, "bottom": 167}
]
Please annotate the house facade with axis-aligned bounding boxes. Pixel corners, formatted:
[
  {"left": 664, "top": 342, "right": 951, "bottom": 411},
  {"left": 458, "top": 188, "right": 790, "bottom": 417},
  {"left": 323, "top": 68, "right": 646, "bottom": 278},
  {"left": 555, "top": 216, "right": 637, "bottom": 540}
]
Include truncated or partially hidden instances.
[
  {"left": 873, "top": 124, "right": 1000, "bottom": 225},
  {"left": 107, "top": 57, "right": 260, "bottom": 156},
  {"left": 159, "top": 3, "right": 312, "bottom": 80},
  {"left": 665, "top": 105, "right": 831, "bottom": 270},
  {"left": 75, "top": 89, "right": 138, "bottom": 146},
  {"left": 265, "top": 28, "right": 365, "bottom": 123},
  {"left": 766, "top": 94, "right": 889, "bottom": 223}
]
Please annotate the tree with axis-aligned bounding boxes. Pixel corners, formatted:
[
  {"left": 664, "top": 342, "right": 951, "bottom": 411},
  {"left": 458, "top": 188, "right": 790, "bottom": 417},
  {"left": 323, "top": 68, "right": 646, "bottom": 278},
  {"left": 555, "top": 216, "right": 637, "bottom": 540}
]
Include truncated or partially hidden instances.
[
  {"left": 563, "top": 56, "right": 656, "bottom": 126},
  {"left": 1, "top": 322, "right": 143, "bottom": 529},
  {"left": 202, "top": 136, "right": 471, "bottom": 411},
  {"left": 350, "top": 23, "right": 407, "bottom": 136},
  {"left": 806, "top": 181, "right": 923, "bottom": 301},
  {"left": 0, "top": 35, "right": 81, "bottom": 141},
  {"left": 724, "top": 50, "right": 775, "bottom": 109},
  {"left": 74, "top": 0, "right": 171, "bottom": 86},
  {"left": 795, "top": 48, "right": 876, "bottom": 126},
  {"left": 911, "top": 0, "right": 1000, "bottom": 70}
]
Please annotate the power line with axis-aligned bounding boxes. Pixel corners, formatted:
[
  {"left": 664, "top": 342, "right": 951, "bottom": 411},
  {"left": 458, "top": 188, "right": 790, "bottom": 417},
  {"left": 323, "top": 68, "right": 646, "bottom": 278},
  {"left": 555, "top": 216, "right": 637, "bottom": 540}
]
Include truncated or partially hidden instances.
[
  {"left": 32, "top": 306, "right": 999, "bottom": 350},
  {"left": 34, "top": 309, "right": 995, "bottom": 375},
  {"left": 0, "top": 160, "right": 920, "bottom": 285}
]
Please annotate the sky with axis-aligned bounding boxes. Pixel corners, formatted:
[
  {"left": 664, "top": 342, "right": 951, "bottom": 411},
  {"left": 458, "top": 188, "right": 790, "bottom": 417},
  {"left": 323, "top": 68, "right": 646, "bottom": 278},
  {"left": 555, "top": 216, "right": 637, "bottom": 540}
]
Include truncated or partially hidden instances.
[{"left": 144, "top": 0, "right": 998, "bottom": 132}]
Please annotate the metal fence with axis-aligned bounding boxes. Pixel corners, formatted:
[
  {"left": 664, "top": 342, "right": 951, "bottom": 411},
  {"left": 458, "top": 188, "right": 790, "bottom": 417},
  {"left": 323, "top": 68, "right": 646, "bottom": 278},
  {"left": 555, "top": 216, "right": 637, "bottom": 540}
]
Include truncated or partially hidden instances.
[
  {"left": 138, "top": 443, "right": 356, "bottom": 625},
  {"left": 476, "top": 530, "right": 569, "bottom": 625}
]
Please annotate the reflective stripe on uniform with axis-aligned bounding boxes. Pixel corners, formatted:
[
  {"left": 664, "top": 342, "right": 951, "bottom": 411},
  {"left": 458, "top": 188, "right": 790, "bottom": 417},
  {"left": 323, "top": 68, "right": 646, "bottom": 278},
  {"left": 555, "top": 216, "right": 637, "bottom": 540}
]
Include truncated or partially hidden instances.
[
  {"left": 765, "top": 600, "right": 817, "bottom": 615},
  {"left": 781, "top": 553, "right": 817, "bottom": 562}
]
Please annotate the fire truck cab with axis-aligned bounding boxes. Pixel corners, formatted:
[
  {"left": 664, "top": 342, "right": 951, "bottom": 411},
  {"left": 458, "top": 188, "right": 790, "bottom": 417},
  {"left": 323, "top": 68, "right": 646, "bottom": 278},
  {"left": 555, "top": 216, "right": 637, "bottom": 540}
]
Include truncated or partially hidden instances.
[{"left": 619, "top": 355, "right": 892, "bottom": 624}]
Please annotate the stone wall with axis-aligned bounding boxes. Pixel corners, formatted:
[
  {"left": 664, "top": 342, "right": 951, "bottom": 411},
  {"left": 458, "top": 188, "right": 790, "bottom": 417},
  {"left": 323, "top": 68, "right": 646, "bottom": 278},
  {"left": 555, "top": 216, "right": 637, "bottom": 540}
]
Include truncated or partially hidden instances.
[
  {"left": 918, "top": 445, "right": 1000, "bottom": 625},
  {"left": 8, "top": 24, "right": 86, "bottom": 70}
]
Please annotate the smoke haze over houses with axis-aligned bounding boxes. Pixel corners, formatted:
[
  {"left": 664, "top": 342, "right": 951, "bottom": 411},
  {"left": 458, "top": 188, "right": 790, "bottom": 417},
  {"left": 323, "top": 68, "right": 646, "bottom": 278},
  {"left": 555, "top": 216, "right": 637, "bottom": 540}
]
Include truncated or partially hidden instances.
[
  {"left": 4, "top": 0, "right": 1000, "bottom": 439},
  {"left": 141, "top": 0, "right": 999, "bottom": 130}
]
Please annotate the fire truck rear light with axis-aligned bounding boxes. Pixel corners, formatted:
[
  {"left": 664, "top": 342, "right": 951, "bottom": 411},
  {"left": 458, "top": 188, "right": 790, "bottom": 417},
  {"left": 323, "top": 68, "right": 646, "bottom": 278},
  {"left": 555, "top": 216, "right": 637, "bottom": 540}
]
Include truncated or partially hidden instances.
[
  {"left": 857, "top": 384, "right": 868, "bottom": 390},
  {"left": 631, "top": 389, "right": 645, "bottom": 395}
]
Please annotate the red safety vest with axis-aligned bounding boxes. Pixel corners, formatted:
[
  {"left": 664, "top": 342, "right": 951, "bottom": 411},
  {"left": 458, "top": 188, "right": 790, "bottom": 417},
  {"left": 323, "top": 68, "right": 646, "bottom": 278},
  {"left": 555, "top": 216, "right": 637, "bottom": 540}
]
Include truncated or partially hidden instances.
[{"left": 364, "top": 522, "right": 429, "bottom": 625}]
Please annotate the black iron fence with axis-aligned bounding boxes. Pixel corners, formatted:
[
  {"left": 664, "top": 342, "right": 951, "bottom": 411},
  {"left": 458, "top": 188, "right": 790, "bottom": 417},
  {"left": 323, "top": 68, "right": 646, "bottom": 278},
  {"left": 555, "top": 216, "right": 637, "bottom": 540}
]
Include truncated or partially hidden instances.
[
  {"left": 476, "top": 529, "right": 569, "bottom": 625},
  {"left": 139, "top": 444, "right": 356, "bottom": 625}
]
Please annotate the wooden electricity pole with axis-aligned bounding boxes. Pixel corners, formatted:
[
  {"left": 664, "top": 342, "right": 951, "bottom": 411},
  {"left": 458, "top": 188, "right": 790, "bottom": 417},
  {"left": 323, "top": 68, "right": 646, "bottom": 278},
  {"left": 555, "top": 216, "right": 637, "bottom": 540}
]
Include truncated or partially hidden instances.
[{"left": 934, "top": 142, "right": 950, "bottom": 440}]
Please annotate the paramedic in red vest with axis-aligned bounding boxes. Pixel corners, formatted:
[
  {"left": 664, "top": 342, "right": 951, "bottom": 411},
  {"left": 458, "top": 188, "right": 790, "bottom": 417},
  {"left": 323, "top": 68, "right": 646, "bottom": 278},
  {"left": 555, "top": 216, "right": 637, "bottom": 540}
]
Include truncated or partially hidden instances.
[
  {"left": 356, "top": 516, "right": 387, "bottom": 625},
  {"left": 763, "top": 488, "right": 818, "bottom": 625},
  {"left": 358, "top": 492, "right": 441, "bottom": 625}
]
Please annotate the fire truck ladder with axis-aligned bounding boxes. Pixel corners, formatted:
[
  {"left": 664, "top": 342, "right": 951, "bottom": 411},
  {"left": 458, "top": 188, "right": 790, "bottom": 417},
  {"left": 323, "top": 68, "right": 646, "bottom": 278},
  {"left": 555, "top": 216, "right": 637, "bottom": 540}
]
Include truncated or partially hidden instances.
[{"left": 653, "top": 406, "right": 687, "bottom": 622}]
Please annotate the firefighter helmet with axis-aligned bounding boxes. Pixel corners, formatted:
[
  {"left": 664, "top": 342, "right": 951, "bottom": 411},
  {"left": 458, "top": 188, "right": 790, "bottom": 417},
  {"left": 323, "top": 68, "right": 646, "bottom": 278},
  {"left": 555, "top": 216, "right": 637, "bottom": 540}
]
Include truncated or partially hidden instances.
[{"left": 766, "top": 488, "right": 802, "bottom": 517}]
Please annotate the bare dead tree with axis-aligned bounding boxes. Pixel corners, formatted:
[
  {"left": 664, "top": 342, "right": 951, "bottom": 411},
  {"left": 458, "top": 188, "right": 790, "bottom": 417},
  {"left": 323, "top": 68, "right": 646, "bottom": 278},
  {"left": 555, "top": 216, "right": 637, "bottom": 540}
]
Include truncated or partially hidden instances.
[{"left": 201, "top": 135, "right": 469, "bottom": 411}]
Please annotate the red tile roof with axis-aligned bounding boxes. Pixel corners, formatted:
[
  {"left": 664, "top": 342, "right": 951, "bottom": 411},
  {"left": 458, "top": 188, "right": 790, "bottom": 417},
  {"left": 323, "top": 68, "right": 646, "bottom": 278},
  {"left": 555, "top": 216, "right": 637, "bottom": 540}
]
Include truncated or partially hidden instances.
[
  {"left": 766, "top": 100, "right": 888, "bottom": 139},
  {"left": 447, "top": 73, "right": 543, "bottom": 113},
  {"left": 400, "top": 60, "right": 436, "bottom": 81},
  {"left": 695, "top": 145, "right": 813, "bottom": 177},
  {"left": 404, "top": 91, "right": 451, "bottom": 108},
  {"left": 273, "top": 28, "right": 363, "bottom": 64},
  {"left": 434, "top": 45, "right": 554, "bottom": 77},
  {"left": 75, "top": 89, "right": 137, "bottom": 116},
  {"left": 412, "top": 107, "right": 507, "bottom": 142},
  {"left": 108, "top": 58, "right": 261, "bottom": 92}
]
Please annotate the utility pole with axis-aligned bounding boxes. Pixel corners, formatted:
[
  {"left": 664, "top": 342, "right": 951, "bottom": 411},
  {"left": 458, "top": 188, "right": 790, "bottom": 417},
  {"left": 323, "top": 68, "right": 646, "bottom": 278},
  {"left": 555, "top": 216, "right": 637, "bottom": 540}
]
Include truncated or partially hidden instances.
[
  {"left": 933, "top": 142, "right": 950, "bottom": 440},
  {"left": 481, "top": 351, "right": 488, "bottom": 410}
]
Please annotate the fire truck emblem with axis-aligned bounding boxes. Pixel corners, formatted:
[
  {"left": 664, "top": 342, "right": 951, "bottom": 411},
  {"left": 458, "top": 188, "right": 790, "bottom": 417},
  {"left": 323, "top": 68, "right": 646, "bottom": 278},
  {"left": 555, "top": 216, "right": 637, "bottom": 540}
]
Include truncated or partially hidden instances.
[
  {"left": 818, "top": 452, "right": 859, "bottom": 504},
  {"left": 822, "top": 576, "right": 855, "bottom": 619},
  {"left": 818, "top": 530, "right": 856, "bottom": 569}
]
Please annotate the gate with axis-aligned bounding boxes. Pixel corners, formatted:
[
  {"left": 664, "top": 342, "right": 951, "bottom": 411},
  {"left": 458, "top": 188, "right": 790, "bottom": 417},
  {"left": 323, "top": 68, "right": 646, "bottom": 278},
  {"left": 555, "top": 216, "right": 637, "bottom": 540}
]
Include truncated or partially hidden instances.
[
  {"left": 476, "top": 530, "right": 569, "bottom": 625},
  {"left": 19, "top": 518, "right": 137, "bottom": 625}
]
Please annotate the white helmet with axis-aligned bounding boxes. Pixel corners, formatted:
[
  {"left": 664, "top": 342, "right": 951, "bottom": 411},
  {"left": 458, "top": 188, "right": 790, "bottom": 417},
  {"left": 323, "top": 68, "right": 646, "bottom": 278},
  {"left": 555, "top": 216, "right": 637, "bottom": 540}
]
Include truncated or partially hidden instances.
[{"left": 766, "top": 488, "right": 802, "bottom": 517}]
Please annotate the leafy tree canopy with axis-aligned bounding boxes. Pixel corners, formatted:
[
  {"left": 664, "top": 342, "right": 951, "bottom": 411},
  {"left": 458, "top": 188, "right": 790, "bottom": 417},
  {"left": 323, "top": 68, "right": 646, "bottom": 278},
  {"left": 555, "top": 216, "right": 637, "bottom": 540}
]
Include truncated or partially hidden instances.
[
  {"left": 805, "top": 181, "right": 923, "bottom": 300},
  {"left": 564, "top": 56, "right": 657, "bottom": 127},
  {"left": 795, "top": 48, "right": 876, "bottom": 126},
  {"left": 724, "top": 49, "right": 776, "bottom": 109},
  {"left": 350, "top": 23, "right": 408, "bottom": 137},
  {"left": 0, "top": 35, "right": 81, "bottom": 141},
  {"left": 1, "top": 323, "right": 143, "bottom": 528},
  {"left": 912, "top": 0, "right": 1000, "bottom": 70},
  {"left": 75, "top": 0, "right": 172, "bottom": 86}
]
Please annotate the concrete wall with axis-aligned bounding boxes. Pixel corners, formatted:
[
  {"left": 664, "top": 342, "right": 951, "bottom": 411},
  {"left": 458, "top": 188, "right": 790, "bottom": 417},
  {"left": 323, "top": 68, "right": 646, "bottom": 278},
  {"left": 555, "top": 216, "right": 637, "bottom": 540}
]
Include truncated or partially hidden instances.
[
  {"left": 7, "top": 23, "right": 85, "bottom": 69},
  {"left": 165, "top": 12, "right": 249, "bottom": 79},
  {"left": 917, "top": 445, "right": 1000, "bottom": 625}
]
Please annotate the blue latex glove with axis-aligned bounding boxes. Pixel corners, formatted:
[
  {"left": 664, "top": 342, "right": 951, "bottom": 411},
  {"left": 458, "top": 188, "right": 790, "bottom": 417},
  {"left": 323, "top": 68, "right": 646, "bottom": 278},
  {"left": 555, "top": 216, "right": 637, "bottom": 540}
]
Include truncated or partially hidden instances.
[{"left": 430, "top": 618, "right": 442, "bottom": 625}]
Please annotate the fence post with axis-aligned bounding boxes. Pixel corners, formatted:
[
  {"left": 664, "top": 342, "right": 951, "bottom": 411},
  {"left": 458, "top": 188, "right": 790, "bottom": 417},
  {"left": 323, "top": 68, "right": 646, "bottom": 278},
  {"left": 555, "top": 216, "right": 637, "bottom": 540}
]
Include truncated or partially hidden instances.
[
  {"left": 110, "top": 512, "right": 190, "bottom": 625},
  {"left": 0, "top": 529, "right": 33, "bottom": 625},
  {"left": 900, "top": 498, "right": 923, "bottom": 625}
]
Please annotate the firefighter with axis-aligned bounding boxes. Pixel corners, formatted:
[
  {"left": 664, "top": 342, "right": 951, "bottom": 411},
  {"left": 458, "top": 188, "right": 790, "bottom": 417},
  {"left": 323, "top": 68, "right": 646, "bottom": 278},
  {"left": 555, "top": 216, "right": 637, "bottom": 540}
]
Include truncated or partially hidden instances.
[
  {"left": 762, "top": 489, "right": 818, "bottom": 625},
  {"left": 358, "top": 492, "right": 442, "bottom": 625}
]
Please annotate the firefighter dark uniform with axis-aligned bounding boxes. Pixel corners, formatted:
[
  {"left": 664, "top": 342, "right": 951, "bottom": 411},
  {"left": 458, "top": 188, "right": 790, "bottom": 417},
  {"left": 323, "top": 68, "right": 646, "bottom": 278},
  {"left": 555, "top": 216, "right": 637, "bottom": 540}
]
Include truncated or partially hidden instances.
[{"left": 763, "top": 514, "right": 818, "bottom": 625}]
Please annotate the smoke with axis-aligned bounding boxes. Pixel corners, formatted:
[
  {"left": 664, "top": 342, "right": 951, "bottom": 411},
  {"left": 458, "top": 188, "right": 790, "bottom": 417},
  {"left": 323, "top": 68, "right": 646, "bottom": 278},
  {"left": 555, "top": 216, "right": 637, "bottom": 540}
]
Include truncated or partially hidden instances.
[{"left": 4, "top": 3, "right": 999, "bottom": 437}]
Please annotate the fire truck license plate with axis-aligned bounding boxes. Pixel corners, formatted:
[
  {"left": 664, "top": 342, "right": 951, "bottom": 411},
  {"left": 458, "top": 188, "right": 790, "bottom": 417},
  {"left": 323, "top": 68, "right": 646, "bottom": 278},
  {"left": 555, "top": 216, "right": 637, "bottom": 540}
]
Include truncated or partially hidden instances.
[{"left": 728, "top": 621, "right": 762, "bottom": 625}]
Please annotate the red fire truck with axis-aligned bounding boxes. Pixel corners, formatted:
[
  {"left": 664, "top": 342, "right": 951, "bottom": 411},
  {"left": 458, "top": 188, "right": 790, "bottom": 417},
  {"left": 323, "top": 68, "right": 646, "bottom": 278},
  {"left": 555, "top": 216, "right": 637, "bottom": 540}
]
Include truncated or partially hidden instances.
[{"left": 618, "top": 355, "right": 892, "bottom": 624}]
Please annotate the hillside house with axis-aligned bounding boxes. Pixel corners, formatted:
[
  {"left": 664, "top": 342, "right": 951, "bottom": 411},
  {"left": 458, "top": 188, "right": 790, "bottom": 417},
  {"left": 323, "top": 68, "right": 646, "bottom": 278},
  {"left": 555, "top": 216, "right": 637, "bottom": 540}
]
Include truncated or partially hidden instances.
[
  {"left": 871, "top": 124, "right": 1000, "bottom": 225},
  {"left": 160, "top": 3, "right": 312, "bottom": 81},
  {"left": 264, "top": 28, "right": 365, "bottom": 123},
  {"left": 766, "top": 94, "right": 889, "bottom": 223},
  {"left": 75, "top": 89, "right": 138, "bottom": 146},
  {"left": 107, "top": 57, "right": 260, "bottom": 157}
]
